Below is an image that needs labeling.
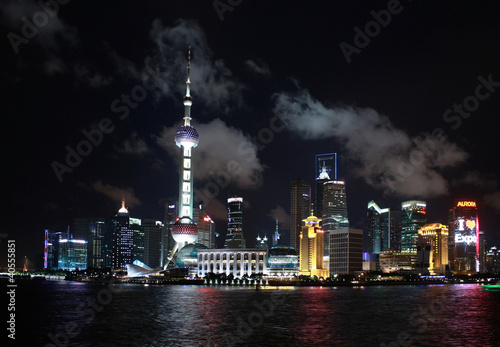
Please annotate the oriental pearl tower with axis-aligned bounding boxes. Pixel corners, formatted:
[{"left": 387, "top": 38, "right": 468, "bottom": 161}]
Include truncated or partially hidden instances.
[{"left": 167, "top": 46, "right": 199, "bottom": 268}]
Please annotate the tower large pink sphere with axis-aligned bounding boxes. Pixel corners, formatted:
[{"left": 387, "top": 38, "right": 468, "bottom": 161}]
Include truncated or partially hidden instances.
[{"left": 171, "top": 216, "right": 198, "bottom": 245}]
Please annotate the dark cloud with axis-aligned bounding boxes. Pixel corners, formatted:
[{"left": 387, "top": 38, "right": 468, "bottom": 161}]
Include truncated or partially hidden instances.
[{"left": 273, "top": 88, "right": 468, "bottom": 198}]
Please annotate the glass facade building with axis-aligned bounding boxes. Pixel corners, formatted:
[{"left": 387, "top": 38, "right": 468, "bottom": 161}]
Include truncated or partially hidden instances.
[
  {"left": 290, "top": 180, "right": 311, "bottom": 251},
  {"left": 401, "top": 200, "right": 427, "bottom": 253}
]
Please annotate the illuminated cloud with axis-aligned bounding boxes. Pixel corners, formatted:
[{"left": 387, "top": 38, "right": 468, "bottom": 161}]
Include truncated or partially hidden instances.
[
  {"left": 273, "top": 88, "right": 468, "bottom": 198},
  {"left": 91, "top": 180, "right": 141, "bottom": 209},
  {"left": 142, "top": 19, "right": 244, "bottom": 112},
  {"left": 155, "top": 118, "right": 264, "bottom": 190},
  {"left": 268, "top": 205, "right": 291, "bottom": 231}
]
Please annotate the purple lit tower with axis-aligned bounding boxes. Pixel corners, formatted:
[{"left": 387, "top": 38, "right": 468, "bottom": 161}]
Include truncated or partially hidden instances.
[{"left": 170, "top": 47, "right": 199, "bottom": 253}]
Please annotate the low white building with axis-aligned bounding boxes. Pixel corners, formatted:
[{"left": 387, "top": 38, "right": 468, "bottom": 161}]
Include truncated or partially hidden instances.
[{"left": 197, "top": 248, "right": 268, "bottom": 278}]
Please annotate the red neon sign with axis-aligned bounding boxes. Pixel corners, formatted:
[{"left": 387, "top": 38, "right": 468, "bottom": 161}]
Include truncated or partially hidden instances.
[{"left": 457, "top": 201, "right": 476, "bottom": 208}]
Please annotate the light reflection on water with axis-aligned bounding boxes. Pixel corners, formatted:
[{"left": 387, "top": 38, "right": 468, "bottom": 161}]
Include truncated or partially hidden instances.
[{"left": 14, "top": 281, "right": 500, "bottom": 346}]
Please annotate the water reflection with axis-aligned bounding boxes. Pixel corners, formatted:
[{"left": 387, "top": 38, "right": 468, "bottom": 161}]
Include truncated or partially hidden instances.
[{"left": 16, "top": 282, "right": 500, "bottom": 346}]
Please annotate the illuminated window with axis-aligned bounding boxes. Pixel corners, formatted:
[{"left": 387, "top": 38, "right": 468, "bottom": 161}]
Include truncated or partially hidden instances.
[
  {"left": 184, "top": 158, "right": 191, "bottom": 169},
  {"left": 183, "top": 195, "right": 190, "bottom": 204},
  {"left": 183, "top": 170, "right": 190, "bottom": 180},
  {"left": 183, "top": 182, "right": 190, "bottom": 192}
]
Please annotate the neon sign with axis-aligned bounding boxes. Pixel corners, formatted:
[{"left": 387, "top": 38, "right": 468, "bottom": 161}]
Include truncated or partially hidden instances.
[
  {"left": 455, "top": 234, "right": 477, "bottom": 244},
  {"left": 457, "top": 201, "right": 476, "bottom": 208},
  {"left": 466, "top": 219, "right": 476, "bottom": 230}
]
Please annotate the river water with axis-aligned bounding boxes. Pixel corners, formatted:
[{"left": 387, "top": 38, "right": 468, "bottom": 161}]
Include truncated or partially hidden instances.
[{"left": 10, "top": 280, "right": 500, "bottom": 346}]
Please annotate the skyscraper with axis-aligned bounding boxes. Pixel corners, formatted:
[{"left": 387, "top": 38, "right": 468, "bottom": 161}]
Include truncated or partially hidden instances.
[
  {"left": 143, "top": 219, "right": 162, "bottom": 269},
  {"left": 290, "top": 179, "right": 311, "bottom": 251},
  {"left": 321, "top": 179, "right": 349, "bottom": 257},
  {"left": 161, "top": 203, "right": 177, "bottom": 268},
  {"left": 170, "top": 47, "right": 200, "bottom": 254},
  {"left": 89, "top": 217, "right": 105, "bottom": 268},
  {"left": 44, "top": 229, "right": 62, "bottom": 270},
  {"left": 401, "top": 200, "right": 427, "bottom": 253},
  {"left": 315, "top": 153, "right": 337, "bottom": 216},
  {"left": 225, "top": 197, "right": 245, "bottom": 248},
  {"left": 193, "top": 203, "right": 215, "bottom": 248},
  {"left": 321, "top": 180, "right": 349, "bottom": 231},
  {"left": 130, "top": 217, "right": 144, "bottom": 264},
  {"left": 299, "top": 211, "right": 329, "bottom": 278},
  {"left": 329, "top": 228, "right": 363, "bottom": 275},
  {"left": 272, "top": 219, "right": 281, "bottom": 246},
  {"left": 449, "top": 200, "right": 480, "bottom": 274},
  {"left": 417, "top": 223, "right": 449, "bottom": 275},
  {"left": 366, "top": 201, "right": 400, "bottom": 254},
  {"left": 111, "top": 200, "right": 134, "bottom": 270}
]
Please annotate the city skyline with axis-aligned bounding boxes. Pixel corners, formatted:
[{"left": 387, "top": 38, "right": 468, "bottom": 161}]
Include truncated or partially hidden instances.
[{"left": 2, "top": 1, "right": 500, "bottom": 268}]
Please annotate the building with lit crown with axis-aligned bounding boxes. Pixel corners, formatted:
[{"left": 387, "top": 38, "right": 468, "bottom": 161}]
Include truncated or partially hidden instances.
[
  {"left": 367, "top": 201, "right": 401, "bottom": 254},
  {"left": 315, "top": 152, "right": 337, "bottom": 217},
  {"left": 170, "top": 47, "right": 200, "bottom": 261},
  {"left": 225, "top": 197, "right": 245, "bottom": 248},
  {"left": 416, "top": 223, "right": 448, "bottom": 275},
  {"left": 58, "top": 238, "right": 88, "bottom": 271},
  {"left": 401, "top": 200, "right": 427, "bottom": 253},
  {"left": 111, "top": 200, "right": 134, "bottom": 271},
  {"left": 449, "top": 200, "right": 480, "bottom": 275},
  {"left": 299, "top": 211, "right": 329, "bottom": 278}
]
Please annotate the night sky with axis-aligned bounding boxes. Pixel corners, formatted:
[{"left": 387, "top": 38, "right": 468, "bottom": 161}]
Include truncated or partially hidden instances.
[{"left": 2, "top": 0, "right": 500, "bottom": 268}]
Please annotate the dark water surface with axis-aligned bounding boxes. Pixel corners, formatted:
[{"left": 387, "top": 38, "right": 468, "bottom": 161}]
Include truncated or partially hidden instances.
[{"left": 11, "top": 281, "right": 500, "bottom": 346}]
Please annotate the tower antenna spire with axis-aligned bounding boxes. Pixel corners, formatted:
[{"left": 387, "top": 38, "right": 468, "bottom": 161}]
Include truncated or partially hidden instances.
[{"left": 183, "top": 45, "right": 192, "bottom": 126}]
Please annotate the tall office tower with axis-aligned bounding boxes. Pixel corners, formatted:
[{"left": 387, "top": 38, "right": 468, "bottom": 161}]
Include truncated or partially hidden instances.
[
  {"left": 449, "top": 200, "right": 480, "bottom": 274},
  {"left": 329, "top": 228, "right": 363, "bottom": 275},
  {"left": 58, "top": 238, "right": 88, "bottom": 271},
  {"left": 478, "top": 231, "right": 486, "bottom": 273},
  {"left": 89, "top": 218, "right": 105, "bottom": 268},
  {"left": 315, "top": 153, "right": 337, "bottom": 216},
  {"left": 322, "top": 180, "right": 349, "bottom": 231},
  {"left": 322, "top": 179, "right": 349, "bottom": 257},
  {"left": 290, "top": 179, "right": 311, "bottom": 251},
  {"left": 299, "top": 211, "right": 329, "bottom": 278},
  {"left": 143, "top": 219, "right": 162, "bottom": 268},
  {"left": 111, "top": 200, "right": 134, "bottom": 270},
  {"left": 193, "top": 203, "right": 215, "bottom": 248},
  {"left": 400, "top": 200, "right": 427, "bottom": 253},
  {"left": 72, "top": 217, "right": 90, "bottom": 266},
  {"left": 390, "top": 211, "right": 402, "bottom": 252},
  {"left": 416, "top": 223, "right": 449, "bottom": 275},
  {"left": 366, "top": 201, "right": 400, "bottom": 254},
  {"left": 485, "top": 246, "right": 500, "bottom": 274},
  {"left": 44, "top": 229, "right": 62, "bottom": 269},
  {"left": 170, "top": 46, "right": 199, "bottom": 254},
  {"left": 272, "top": 219, "right": 281, "bottom": 246},
  {"left": 130, "top": 218, "right": 144, "bottom": 264},
  {"left": 225, "top": 197, "right": 246, "bottom": 248},
  {"left": 161, "top": 203, "right": 177, "bottom": 268}
]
